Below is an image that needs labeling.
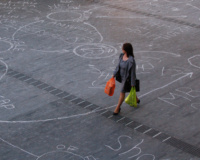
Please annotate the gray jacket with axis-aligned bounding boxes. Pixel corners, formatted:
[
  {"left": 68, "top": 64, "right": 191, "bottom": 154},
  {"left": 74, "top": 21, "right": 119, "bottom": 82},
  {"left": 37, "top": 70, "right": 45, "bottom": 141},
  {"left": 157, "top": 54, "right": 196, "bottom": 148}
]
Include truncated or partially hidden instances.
[{"left": 113, "top": 53, "right": 136, "bottom": 86}]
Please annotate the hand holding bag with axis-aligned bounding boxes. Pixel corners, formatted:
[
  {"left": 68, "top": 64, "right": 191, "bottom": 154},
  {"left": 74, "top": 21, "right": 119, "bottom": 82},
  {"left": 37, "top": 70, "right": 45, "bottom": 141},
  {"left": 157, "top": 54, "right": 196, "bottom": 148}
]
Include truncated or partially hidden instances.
[
  {"left": 104, "top": 77, "right": 115, "bottom": 96},
  {"left": 135, "top": 79, "right": 140, "bottom": 92},
  {"left": 125, "top": 87, "right": 137, "bottom": 107}
]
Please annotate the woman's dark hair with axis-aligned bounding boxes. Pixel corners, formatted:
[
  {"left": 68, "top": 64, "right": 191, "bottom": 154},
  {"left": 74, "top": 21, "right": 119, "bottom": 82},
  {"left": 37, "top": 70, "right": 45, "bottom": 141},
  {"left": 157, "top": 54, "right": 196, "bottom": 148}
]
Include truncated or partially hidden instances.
[{"left": 122, "top": 43, "right": 134, "bottom": 57}]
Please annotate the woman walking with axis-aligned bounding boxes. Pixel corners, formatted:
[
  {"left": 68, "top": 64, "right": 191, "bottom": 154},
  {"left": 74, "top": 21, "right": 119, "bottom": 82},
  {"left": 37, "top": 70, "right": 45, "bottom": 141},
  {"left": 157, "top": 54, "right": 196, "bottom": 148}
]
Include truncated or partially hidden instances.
[{"left": 112, "top": 43, "right": 139, "bottom": 115}]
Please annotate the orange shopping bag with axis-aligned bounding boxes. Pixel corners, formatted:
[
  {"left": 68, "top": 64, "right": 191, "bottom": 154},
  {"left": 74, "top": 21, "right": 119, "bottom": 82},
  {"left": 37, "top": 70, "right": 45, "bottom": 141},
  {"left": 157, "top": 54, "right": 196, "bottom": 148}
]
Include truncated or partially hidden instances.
[{"left": 104, "top": 77, "right": 115, "bottom": 96}]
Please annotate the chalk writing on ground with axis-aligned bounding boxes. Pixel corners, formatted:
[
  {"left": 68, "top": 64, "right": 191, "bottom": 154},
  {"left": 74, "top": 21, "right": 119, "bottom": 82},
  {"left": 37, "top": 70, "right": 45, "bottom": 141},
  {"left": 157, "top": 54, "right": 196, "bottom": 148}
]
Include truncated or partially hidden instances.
[
  {"left": 0, "top": 137, "right": 97, "bottom": 160},
  {"left": 87, "top": 64, "right": 113, "bottom": 89},
  {"left": 0, "top": 95, "right": 15, "bottom": 110},
  {"left": 36, "top": 144, "right": 97, "bottom": 160},
  {"left": 105, "top": 135, "right": 195, "bottom": 159},
  {"left": 158, "top": 87, "right": 200, "bottom": 109},
  {"left": 105, "top": 135, "right": 155, "bottom": 160},
  {"left": 0, "top": 37, "right": 26, "bottom": 52}
]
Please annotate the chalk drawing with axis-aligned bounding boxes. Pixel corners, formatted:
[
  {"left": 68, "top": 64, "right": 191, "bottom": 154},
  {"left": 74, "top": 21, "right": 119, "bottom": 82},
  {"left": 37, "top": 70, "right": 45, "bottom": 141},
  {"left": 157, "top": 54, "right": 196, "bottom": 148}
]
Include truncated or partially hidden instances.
[
  {"left": 73, "top": 44, "right": 117, "bottom": 59},
  {"left": 96, "top": 16, "right": 149, "bottom": 19},
  {"left": 136, "top": 51, "right": 180, "bottom": 75},
  {"left": 47, "top": 11, "right": 82, "bottom": 22},
  {"left": 67, "top": 145, "right": 79, "bottom": 151},
  {"left": 139, "top": 72, "right": 193, "bottom": 98},
  {"left": 56, "top": 144, "right": 66, "bottom": 150},
  {"left": 172, "top": 7, "right": 180, "bottom": 12},
  {"left": 0, "top": 58, "right": 8, "bottom": 81},
  {"left": 0, "top": 15, "right": 20, "bottom": 19},
  {"left": 31, "top": 49, "right": 69, "bottom": 54},
  {"left": 12, "top": 20, "right": 44, "bottom": 40},
  {"left": 0, "top": 97, "right": 15, "bottom": 109},
  {"left": 12, "top": 20, "right": 103, "bottom": 53},
  {"left": 191, "top": 103, "right": 200, "bottom": 110},
  {"left": 105, "top": 0, "right": 152, "bottom": 5},
  {"left": 97, "top": 15, "right": 187, "bottom": 19},
  {"left": 83, "top": 22, "right": 103, "bottom": 42},
  {"left": 60, "top": 0, "right": 72, "bottom": 4},
  {"left": 158, "top": 92, "right": 191, "bottom": 107},
  {"left": 0, "top": 138, "right": 97, "bottom": 160},
  {"left": 47, "top": 4, "right": 92, "bottom": 22},
  {"left": 0, "top": 37, "right": 26, "bottom": 52},
  {"left": 137, "top": 59, "right": 155, "bottom": 72},
  {"left": 0, "top": 1, "right": 38, "bottom": 11},
  {"left": 105, "top": 135, "right": 132, "bottom": 151},
  {"left": 188, "top": 55, "right": 200, "bottom": 69},
  {"left": 0, "top": 104, "right": 116, "bottom": 123},
  {"left": 176, "top": 87, "right": 200, "bottom": 98},
  {"left": 0, "top": 1, "right": 39, "bottom": 17},
  {"left": 158, "top": 87, "right": 200, "bottom": 108},
  {"left": 0, "top": 137, "right": 38, "bottom": 158},
  {"left": 105, "top": 135, "right": 155, "bottom": 159},
  {"left": 126, "top": 24, "right": 192, "bottom": 41},
  {"left": 164, "top": 0, "right": 193, "bottom": 3},
  {"left": 36, "top": 145, "right": 97, "bottom": 160},
  {"left": 87, "top": 64, "right": 113, "bottom": 89},
  {"left": 0, "top": 38, "right": 14, "bottom": 53}
]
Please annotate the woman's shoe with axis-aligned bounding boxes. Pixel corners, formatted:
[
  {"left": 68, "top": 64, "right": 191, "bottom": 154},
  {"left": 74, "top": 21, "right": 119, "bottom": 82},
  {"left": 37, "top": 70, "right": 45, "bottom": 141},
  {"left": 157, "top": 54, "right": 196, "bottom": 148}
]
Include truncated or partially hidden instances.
[
  {"left": 113, "top": 108, "right": 121, "bottom": 115},
  {"left": 137, "top": 99, "right": 140, "bottom": 104}
]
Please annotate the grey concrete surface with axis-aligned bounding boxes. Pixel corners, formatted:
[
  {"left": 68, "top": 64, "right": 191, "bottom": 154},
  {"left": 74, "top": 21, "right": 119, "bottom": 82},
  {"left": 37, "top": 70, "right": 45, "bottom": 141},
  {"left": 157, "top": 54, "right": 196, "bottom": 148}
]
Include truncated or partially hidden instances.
[{"left": 0, "top": 0, "right": 200, "bottom": 159}]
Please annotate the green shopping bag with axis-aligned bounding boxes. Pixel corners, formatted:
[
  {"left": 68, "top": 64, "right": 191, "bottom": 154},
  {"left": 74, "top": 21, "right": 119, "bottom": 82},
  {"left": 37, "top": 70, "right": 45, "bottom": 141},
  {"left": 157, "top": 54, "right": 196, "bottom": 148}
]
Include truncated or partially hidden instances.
[{"left": 125, "top": 87, "right": 137, "bottom": 107}]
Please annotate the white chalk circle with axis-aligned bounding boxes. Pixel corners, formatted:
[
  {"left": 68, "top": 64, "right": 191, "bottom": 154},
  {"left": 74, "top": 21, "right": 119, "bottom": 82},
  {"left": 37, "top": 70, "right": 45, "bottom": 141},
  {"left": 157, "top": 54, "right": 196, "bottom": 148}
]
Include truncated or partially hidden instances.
[
  {"left": 47, "top": 11, "right": 82, "bottom": 22},
  {"left": 73, "top": 44, "right": 117, "bottom": 59},
  {"left": 36, "top": 151, "right": 84, "bottom": 160},
  {"left": 0, "top": 39, "right": 13, "bottom": 53},
  {"left": 188, "top": 55, "right": 200, "bottom": 69}
]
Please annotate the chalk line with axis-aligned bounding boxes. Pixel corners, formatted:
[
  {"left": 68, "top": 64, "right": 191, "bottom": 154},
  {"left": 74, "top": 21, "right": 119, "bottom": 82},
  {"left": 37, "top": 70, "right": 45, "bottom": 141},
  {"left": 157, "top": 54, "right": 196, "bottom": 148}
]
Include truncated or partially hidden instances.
[
  {"left": 12, "top": 20, "right": 44, "bottom": 40},
  {"left": 36, "top": 150, "right": 84, "bottom": 160},
  {"left": 31, "top": 49, "right": 69, "bottom": 53},
  {"left": 139, "top": 72, "right": 193, "bottom": 98},
  {"left": 188, "top": 55, "right": 200, "bottom": 69},
  {"left": 0, "top": 39, "right": 14, "bottom": 53},
  {"left": 136, "top": 51, "right": 181, "bottom": 57},
  {"left": 0, "top": 137, "right": 39, "bottom": 158},
  {"left": 0, "top": 105, "right": 116, "bottom": 123},
  {"left": 96, "top": 16, "right": 148, "bottom": 19},
  {"left": 46, "top": 11, "right": 82, "bottom": 22},
  {"left": 0, "top": 58, "right": 8, "bottom": 81},
  {"left": 164, "top": 0, "right": 193, "bottom": 3},
  {"left": 186, "top": 3, "right": 200, "bottom": 11},
  {"left": 165, "top": 16, "right": 187, "bottom": 18},
  {"left": 84, "top": 22, "right": 103, "bottom": 42}
]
